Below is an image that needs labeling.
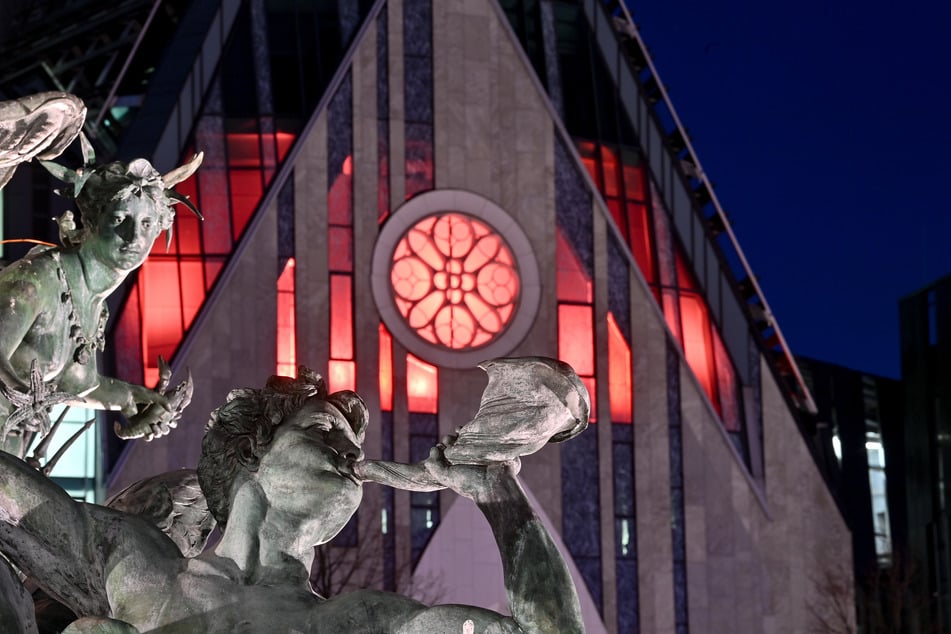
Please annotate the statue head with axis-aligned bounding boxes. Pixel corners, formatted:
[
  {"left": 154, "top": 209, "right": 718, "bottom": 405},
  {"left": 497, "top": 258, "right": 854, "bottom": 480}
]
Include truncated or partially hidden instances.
[
  {"left": 41, "top": 149, "right": 203, "bottom": 250},
  {"left": 197, "top": 368, "right": 368, "bottom": 534}
]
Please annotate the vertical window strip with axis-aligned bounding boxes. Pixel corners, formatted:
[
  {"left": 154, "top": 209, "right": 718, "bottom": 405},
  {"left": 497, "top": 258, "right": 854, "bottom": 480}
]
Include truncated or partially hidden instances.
[
  {"left": 377, "top": 6, "right": 390, "bottom": 224},
  {"left": 379, "top": 322, "right": 396, "bottom": 590},
  {"left": 327, "top": 72, "right": 355, "bottom": 394},
  {"left": 578, "top": 140, "right": 752, "bottom": 461},
  {"left": 667, "top": 340, "right": 689, "bottom": 634},
  {"left": 557, "top": 224, "right": 602, "bottom": 610},
  {"left": 381, "top": 410, "right": 396, "bottom": 590},
  {"left": 276, "top": 258, "right": 297, "bottom": 376},
  {"left": 613, "top": 424, "right": 638, "bottom": 633},
  {"left": 403, "top": 0, "right": 434, "bottom": 199},
  {"left": 608, "top": 310, "right": 638, "bottom": 631},
  {"left": 407, "top": 352, "right": 439, "bottom": 567}
]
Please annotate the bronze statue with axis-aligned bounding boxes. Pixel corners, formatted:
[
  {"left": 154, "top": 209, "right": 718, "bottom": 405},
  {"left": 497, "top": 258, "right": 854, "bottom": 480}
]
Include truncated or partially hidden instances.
[
  {"left": 0, "top": 363, "right": 588, "bottom": 633},
  {"left": 0, "top": 92, "right": 86, "bottom": 189},
  {"left": 0, "top": 141, "right": 201, "bottom": 458}
]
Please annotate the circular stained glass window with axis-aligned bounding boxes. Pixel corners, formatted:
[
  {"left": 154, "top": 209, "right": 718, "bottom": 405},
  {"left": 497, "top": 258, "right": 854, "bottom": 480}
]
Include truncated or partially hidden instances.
[
  {"left": 372, "top": 189, "right": 540, "bottom": 368},
  {"left": 391, "top": 213, "right": 519, "bottom": 349}
]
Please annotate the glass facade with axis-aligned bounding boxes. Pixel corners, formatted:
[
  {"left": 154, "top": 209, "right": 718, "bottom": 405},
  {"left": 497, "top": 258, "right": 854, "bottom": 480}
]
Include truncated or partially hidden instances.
[
  {"left": 114, "top": 0, "right": 376, "bottom": 390},
  {"left": 28, "top": 406, "right": 101, "bottom": 503}
]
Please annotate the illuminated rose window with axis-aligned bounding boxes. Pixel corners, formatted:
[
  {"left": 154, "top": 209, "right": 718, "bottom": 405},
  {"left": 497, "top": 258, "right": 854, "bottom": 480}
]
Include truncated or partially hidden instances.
[
  {"left": 390, "top": 213, "right": 520, "bottom": 349},
  {"left": 372, "top": 189, "right": 539, "bottom": 368}
]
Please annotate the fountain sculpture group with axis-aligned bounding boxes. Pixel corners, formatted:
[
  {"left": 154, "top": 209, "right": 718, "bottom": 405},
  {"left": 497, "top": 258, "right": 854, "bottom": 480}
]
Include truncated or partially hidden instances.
[{"left": 0, "top": 92, "right": 587, "bottom": 633}]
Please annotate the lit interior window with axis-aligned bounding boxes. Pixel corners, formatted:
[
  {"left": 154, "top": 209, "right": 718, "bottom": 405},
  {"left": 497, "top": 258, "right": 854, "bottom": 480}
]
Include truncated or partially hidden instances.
[
  {"left": 123, "top": 127, "right": 296, "bottom": 387},
  {"left": 406, "top": 353, "right": 438, "bottom": 414},
  {"left": 328, "top": 152, "right": 354, "bottom": 393},
  {"left": 679, "top": 292, "right": 717, "bottom": 412},
  {"left": 327, "top": 360, "right": 355, "bottom": 394},
  {"left": 608, "top": 313, "right": 633, "bottom": 424},
  {"left": 391, "top": 213, "right": 520, "bottom": 350},
  {"left": 276, "top": 258, "right": 296, "bottom": 376},
  {"left": 379, "top": 324, "right": 393, "bottom": 411},
  {"left": 556, "top": 231, "right": 592, "bottom": 304},
  {"left": 557, "top": 229, "right": 597, "bottom": 421},
  {"left": 29, "top": 406, "right": 99, "bottom": 503}
]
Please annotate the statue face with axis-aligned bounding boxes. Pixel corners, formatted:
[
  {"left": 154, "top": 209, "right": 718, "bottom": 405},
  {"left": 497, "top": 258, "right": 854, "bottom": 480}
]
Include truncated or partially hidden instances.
[
  {"left": 86, "top": 195, "right": 165, "bottom": 271},
  {"left": 254, "top": 396, "right": 364, "bottom": 544}
]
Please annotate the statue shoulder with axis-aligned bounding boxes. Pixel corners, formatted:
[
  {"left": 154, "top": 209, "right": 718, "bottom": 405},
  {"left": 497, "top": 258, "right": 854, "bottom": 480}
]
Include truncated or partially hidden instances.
[{"left": 0, "top": 248, "right": 64, "bottom": 303}]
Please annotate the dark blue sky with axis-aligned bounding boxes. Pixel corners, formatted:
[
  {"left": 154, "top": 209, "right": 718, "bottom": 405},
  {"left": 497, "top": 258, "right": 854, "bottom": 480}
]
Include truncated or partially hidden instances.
[{"left": 629, "top": 0, "right": 951, "bottom": 378}]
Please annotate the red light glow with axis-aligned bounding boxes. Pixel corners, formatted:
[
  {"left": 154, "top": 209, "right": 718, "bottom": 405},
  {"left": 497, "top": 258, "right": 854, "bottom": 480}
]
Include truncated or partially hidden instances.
[
  {"left": 330, "top": 275, "right": 353, "bottom": 360},
  {"left": 379, "top": 324, "right": 393, "bottom": 411},
  {"left": 558, "top": 304, "right": 594, "bottom": 377},
  {"left": 406, "top": 354, "right": 438, "bottom": 413},
  {"left": 391, "top": 213, "right": 520, "bottom": 349},
  {"left": 277, "top": 258, "right": 296, "bottom": 377},
  {"left": 680, "top": 292, "right": 717, "bottom": 411},
  {"left": 328, "top": 360, "right": 355, "bottom": 393},
  {"left": 608, "top": 313, "right": 632, "bottom": 424},
  {"left": 556, "top": 231, "right": 592, "bottom": 304}
]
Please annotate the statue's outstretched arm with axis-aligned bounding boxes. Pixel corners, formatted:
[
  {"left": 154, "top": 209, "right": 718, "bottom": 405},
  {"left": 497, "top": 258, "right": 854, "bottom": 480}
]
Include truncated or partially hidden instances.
[{"left": 389, "top": 448, "right": 584, "bottom": 634}]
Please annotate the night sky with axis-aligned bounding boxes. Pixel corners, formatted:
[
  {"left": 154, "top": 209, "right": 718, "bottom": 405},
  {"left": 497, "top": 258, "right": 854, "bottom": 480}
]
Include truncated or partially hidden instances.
[{"left": 628, "top": 0, "right": 951, "bottom": 379}]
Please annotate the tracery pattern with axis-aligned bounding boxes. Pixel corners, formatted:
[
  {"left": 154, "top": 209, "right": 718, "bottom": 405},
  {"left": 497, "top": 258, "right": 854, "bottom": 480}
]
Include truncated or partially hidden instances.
[{"left": 390, "top": 213, "right": 520, "bottom": 349}]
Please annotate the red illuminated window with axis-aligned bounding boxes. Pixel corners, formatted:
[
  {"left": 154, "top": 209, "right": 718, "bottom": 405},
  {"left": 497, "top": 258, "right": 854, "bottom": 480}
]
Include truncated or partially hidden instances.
[
  {"left": 576, "top": 141, "right": 654, "bottom": 285},
  {"left": 556, "top": 231, "right": 592, "bottom": 304},
  {"left": 328, "top": 153, "right": 355, "bottom": 393},
  {"left": 277, "top": 258, "right": 296, "bottom": 377},
  {"left": 407, "top": 353, "right": 438, "bottom": 414},
  {"left": 390, "top": 213, "right": 520, "bottom": 350},
  {"left": 680, "top": 292, "right": 716, "bottom": 407},
  {"left": 379, "top": 324, "right": 393, "bottom": 411},
  {"left": 557, "top": 229, "right": 597, "bottom": 421},
  {"left": 118, "top": 124, "right": 296, "bottom": 388},
  {"left": 608, "top": 313, "right": 632, "bottom": 424}
]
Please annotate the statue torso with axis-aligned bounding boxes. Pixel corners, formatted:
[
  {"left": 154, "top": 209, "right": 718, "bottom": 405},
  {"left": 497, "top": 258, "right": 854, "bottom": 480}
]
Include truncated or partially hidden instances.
[
  {"left": 107, "top": 551, "right": 424, "bottom": 633},
  {"left": 3, "top": 248, "right": 104, "bottom": 395}
]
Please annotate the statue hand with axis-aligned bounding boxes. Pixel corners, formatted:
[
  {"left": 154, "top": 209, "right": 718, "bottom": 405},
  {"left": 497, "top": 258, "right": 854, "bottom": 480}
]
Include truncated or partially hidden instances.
[
  {"left": 114, "top": 359, "right": 193, "bottom": 441},
  {"left": 419, "top": 438, "right": 521, "bottom": 502},
  {"left": 122, "top": 384, "right": 170, "bottom": 417}
]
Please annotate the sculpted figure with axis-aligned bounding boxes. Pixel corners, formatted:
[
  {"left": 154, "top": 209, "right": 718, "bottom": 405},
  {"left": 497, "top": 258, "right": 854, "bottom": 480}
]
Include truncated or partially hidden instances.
[
  {"left": 0, "top": 363, "right": 587, "bottom": 633},
  {"left": 0, "top": 152, "right": 202, "bottom": 458},
  {"left": 0, "top": 92, "right": 86, "bottom": 189}
]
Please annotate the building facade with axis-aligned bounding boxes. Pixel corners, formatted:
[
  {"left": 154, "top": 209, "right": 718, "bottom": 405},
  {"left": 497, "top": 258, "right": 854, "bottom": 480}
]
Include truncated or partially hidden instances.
[
  {"left": 896, "top": 275, "right": 951, "bottom": 633},
  {"left": 1, "top": 1, "right": 853, "bottom": 632}
]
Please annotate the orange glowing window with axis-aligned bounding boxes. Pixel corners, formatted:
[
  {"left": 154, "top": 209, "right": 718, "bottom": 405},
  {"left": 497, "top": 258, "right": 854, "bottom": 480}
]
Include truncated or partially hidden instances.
[
  {"left": 329, "top": 155, "right": 353, "bottom": 225},
  {"left": 680, "top": 292, "right": 718, "bottom": 411},
  {"left": 330, "top": 275, "right": 353, "bottom": 359},
  {"left": 277, "top": 258, "right": 296, "bottom": 377},
  {"left": 391, "top": 213, "right": 520, "bottom": 350},
  {"left": 627, "top": 202, "right": 654, "bottom": 285},
  {"left": 558, "top": 304, "right": 597, "bottom": 422},
  {"left": 608, "top": 313, "right": 632, "bottom": 424},
  {"left": 600, "top": 145, "right": 619, "bottom": 198},
  {"left": 276, "top": 132, "right": 295, "bottom": 162},
  {"left": 623, "top": 163, "right": 646, "bottom": 202},
  {"left": 328, "top": 360, "right": 355, "bottom": 393},
  {"left": 229, "top": 169, "right": 263, "bottom": 241},
  {"left": 675, "top": 251, "right": 698, "bottom": 292},
  {"left": 558, "top": 304, "right": 594, "bottom": 377},
  {"left": 407, "top": 353, "right": 438, "bottom": 413},
  {"left": 556, "top": 231, "right": 592, "bottom": 304},
  {"left": 379, "top": 324, "right": 393, "bottom": 411}
]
